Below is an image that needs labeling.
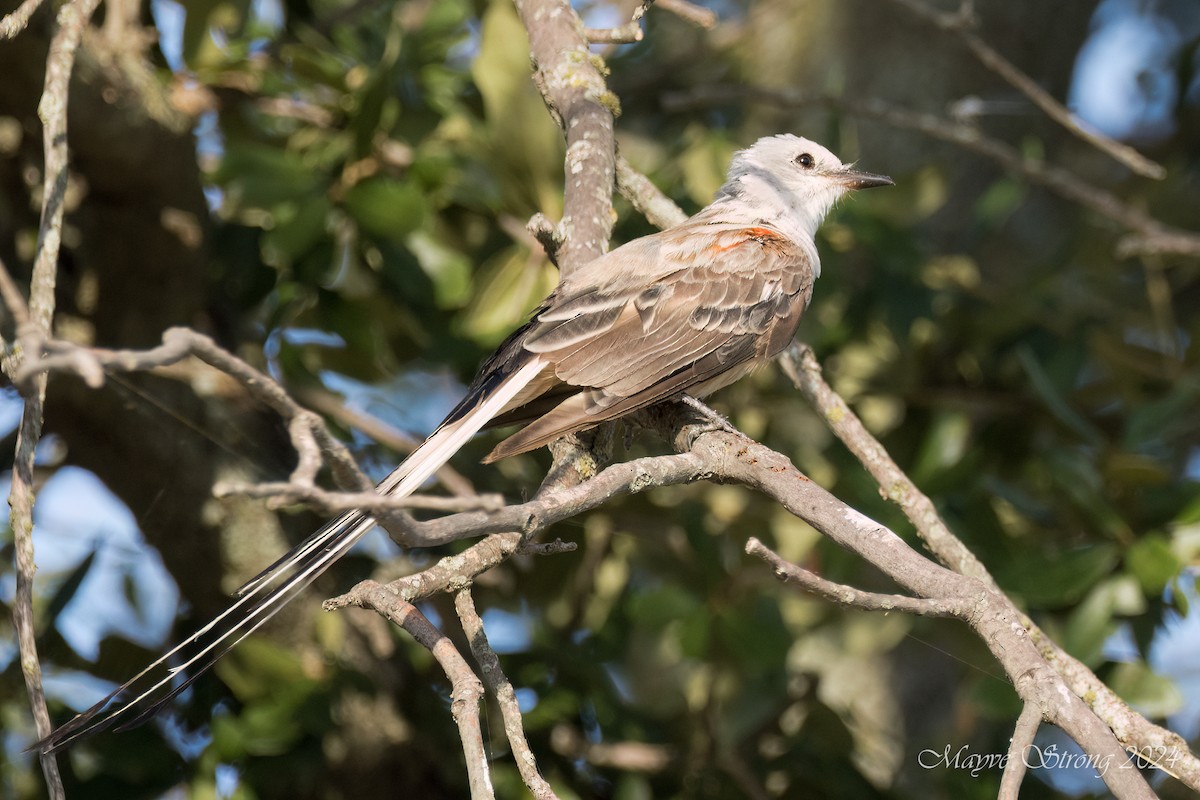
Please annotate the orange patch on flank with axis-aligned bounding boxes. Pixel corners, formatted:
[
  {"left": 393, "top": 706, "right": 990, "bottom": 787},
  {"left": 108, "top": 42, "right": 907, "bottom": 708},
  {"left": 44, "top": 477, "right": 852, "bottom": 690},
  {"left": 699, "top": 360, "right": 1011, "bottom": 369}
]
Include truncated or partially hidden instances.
[
  {"left": 744, "top": 226, "right": 783, "bottom": 241},
  {"left": 711, "top": 226, "right": 785, "bottom": 253}
]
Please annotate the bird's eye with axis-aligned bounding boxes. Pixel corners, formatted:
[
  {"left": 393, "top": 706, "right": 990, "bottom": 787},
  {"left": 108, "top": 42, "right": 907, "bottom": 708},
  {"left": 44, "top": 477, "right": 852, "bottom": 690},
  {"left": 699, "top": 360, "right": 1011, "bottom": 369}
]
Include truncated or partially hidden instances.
[{"left": 796, "top": 153, "right": 814, "bottom": 169}]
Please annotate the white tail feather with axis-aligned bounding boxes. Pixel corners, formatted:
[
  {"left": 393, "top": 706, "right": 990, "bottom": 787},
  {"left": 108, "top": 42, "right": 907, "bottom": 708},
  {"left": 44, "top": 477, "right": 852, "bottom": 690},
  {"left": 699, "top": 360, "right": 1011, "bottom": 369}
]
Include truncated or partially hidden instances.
[{"left": 40, "top": 357, "right": 546, "bottom": 753}]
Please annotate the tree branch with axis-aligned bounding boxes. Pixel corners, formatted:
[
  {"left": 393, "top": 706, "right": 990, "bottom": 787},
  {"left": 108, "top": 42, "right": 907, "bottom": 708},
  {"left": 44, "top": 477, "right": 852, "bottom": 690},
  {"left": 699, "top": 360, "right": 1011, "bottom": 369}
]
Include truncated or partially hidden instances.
[
  {"left": 549, "top": 724, "right": 674, "bottom": 772},
  {"left": 16, "top": 327, "right": 423, "bottom": 539},
  {"left": 18, "top": 329, "right": 370, "bottom": 487},
  {"left": 779, "top": 344, "right": 993, "bottom": 582},
  {"left": 701, "top": 432, "right": 1154, "bottom": 799},
  {"left": 655, "top": 0, "right": 717, "bottom": 30},
  {"left": 999, "top": 703, "right": 1042, "bottom": 800},
  {"left": 0, "top": 0, "right": 46, "bottom": 40},
  {"left": 213, "top": 481, "right": 505, "bottom": 515},
  {"left": 297, "top": 385, "right": 478, "bottom": 498},
  {"left": 885, "top": 0, "right": 1165, "bottom": 180},
  {"left": 745, "top": 537, "right": 962, "bottom": 617},
  {"left": 780, "top": 342, "right": 1198, "bottom": 793},
  {"left": 349, "top": 586, "right": 494, "bottom": 799},
  {"left": 585, "top": 0, "right": 649, "bottom": 45},
  {"left": 325, "top": 380, "right": 1160, "bottom": 796},
  {"left": 6, "top": 0, "right": 102, "bottom": 795},
  {"left": 615, "top": 153, "right": 687, "bottom": 229},
  {"left": 0, "top": 255, "right": 31, "bottom": 328},
  {"left": 515, "top": 0, "right": 617, "bottom": 276},
  {"left": 455, "top": 588, "right": 558, "bottom": 800},
  {"left": 326, "top": 533, "right": 536, "bottom": 610},
  {"left": 515, "top": 0, "right": 624, "bottom": 493}
]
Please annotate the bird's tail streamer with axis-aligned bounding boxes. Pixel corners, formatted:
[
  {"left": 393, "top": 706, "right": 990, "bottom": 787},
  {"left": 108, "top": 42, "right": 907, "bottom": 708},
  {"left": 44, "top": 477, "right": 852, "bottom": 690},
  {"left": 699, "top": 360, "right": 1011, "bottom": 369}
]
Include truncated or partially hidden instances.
[{"left": 37, "top": 358, "right": 545, "bottom": 753}]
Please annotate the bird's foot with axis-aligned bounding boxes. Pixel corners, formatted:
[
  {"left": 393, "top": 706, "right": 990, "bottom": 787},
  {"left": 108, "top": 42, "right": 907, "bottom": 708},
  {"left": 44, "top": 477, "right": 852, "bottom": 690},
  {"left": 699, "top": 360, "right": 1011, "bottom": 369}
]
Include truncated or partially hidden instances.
[
  {"left": 680, "top": 394, "right": 737, "bottom": 433},
  {"left": 676, "top": 394, "right": 743, "bottom": 452}
]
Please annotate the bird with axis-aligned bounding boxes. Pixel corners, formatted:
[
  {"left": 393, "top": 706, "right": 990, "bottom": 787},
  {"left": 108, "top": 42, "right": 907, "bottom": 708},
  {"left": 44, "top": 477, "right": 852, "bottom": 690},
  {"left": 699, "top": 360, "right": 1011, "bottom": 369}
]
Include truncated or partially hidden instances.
[{"left": 38, "top": 134, "right": 892, "bottom": 752}]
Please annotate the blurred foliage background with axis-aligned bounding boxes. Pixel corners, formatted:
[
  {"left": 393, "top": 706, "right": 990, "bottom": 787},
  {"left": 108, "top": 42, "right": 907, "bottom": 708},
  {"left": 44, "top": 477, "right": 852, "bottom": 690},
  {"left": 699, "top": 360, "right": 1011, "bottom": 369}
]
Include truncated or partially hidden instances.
[{"left": 1, "top": 0, "right": 1199, "bottom": 797}]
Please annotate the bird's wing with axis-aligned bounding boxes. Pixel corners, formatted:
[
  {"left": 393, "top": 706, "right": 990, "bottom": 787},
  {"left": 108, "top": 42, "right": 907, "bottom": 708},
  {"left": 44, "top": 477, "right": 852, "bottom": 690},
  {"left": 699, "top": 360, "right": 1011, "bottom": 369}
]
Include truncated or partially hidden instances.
[{"left": 483, "top": 223, "right": 815, "bottom": 461}]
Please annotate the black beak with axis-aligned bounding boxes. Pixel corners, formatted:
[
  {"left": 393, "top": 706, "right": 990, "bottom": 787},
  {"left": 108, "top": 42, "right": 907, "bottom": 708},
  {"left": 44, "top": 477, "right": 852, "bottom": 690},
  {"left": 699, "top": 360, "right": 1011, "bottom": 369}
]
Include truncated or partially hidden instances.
[{"left": 838, "top": 168, "right": 894, "bottom": 190}]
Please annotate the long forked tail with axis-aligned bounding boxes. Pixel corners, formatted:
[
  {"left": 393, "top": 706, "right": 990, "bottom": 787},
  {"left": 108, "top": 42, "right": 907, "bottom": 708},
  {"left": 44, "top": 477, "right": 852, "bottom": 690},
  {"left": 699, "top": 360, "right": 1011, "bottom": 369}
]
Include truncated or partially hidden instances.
[{"left": 38, "top": 358, "right": 545, "bottom": 754}]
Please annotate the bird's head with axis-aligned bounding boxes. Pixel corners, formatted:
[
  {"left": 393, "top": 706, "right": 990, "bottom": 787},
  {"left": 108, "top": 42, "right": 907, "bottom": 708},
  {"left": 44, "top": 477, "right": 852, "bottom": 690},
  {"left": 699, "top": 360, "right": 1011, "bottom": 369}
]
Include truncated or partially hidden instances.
[{"left": 717, "top": 134, "right": 892, "bottom": 239}]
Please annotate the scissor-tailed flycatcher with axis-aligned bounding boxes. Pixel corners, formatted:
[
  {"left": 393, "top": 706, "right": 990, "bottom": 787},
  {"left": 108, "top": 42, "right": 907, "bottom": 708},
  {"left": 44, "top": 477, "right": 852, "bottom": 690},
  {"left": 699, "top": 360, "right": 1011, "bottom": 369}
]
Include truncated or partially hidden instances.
[{"left": 40, "top": 134, "right": 891, "bottom": 752}]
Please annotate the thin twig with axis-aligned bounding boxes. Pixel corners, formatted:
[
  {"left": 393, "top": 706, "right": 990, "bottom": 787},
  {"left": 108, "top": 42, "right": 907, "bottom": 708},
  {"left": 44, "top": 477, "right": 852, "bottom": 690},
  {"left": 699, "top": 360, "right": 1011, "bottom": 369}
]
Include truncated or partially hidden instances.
[
  {"left": 255, "top": 96, "right": 336, "bottom": 127},
  {"left": 455, "top": 588, "right": 559, "bottom": 800},
  {"left": 517, "top": 538, "right": 577, "bottom": 555},
  {"left": 615, "top": 154, "right": 687, "bottom": 229},
  {"left": 352, "top": 585, "right": 494, "bottom": 799},
  {"left": 526, "top": 212, "right": 564, "bottom": 266},
  {"left": 9, "top": 1, "right": 102, "bottom": 795},
  {"left": 745, "top": 537, "right": 963, "bottom": 617},
  {"left": 214, "top": 481, "right": 506, "bottom": 515},
  {"left": 584, "top": 0, "right": 717, "bottom": 43},
  {"left": 297, "top": 387, "right": 478, "bottom": 498},
  {"left": 0, "top": 256, "right": 32, "bottom": 328},
  {"left": 17, "top": 328, "right": 380, "bottom": 493},
  {"left": 585, "top": 0, "right": 648, "bottom": 45},
  {"left": 655, "top": 0, "right": 717, "bottom": 29},
  {"left": 286, "top": 414, "right": 324, "bottom": 486},
  {"left": 549, "top": 724, "right": 674, "bottom": 772},
  {"left": 886, "top": 0, "right": 1165, "bottom": 179},
  {"left": 1000, "top": 703, "right": 1042, "bottom": 800},
  {"left": 584, "top": 23, "right": 642, "bottom": 44},
  {"left": 325, "top": 533, "right": 524, "bottom": 611},
  {"left": 779, "top": 344, "right": 994, "bottom": 582},
  {"left": 16, "top": 327, "right": 427, "bottom": 540},
  {"left": 396, "top": 433, "right": 714, "bottom": 549},
  {"left": 0, "top": 0, "right": 47, "bottom": 40}
]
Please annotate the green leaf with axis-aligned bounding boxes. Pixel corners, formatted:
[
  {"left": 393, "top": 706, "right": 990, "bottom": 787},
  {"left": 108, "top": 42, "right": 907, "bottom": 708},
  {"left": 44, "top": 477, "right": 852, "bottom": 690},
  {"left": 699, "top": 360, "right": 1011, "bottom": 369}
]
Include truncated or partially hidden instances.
[
  {"left": 183, "top": 0, "right": 249, "bottom": 68},
  {"left": 406, "top": 229, "right": 472, "bottom": 308},
  {"left": 1017, "top": 346, "right": 1104, "bottom": 446},
  {"left": 714, "top": 597, "right": 790, "bottom": 671},
  {"left": 627, "top": 585, "right": 700, "bottom": 629},
  {"left": 1124, "top": 377, "right": 1200, "bottom": 449},
  {"left": 1062, "top": 576, "right": 1143, "bottom": 664},
  {"left": 280, "top": 41, "right": 356, "bottom": 87},
  {"left": 1170, "top": 574, "right": 1194, "bottom": 616},
  {"left": 262, "top": 196, "right": 333, "bottom": 266},
  {"left": 910, "top": 411, "right": 971, "bottom": 481},
  {"left": 1126, "top": 534, "right": 1182, "bottom": 595},
  {"left": 459, "top": 246, "right": 556, "bottom": 345},
  {"left": 342, "top": 177, "right": 427, "bottom": 242},
  {"left": 218, "top": 143, "right": 324, "bottom": 211},
  {"left": 214, "top": 638, "right": 309, "bottom": 702},
  {"left": 1107, "top": 662, "right": 1184, "bottom": 718},
  {"left": 999, "top": 543, "right": 1118, "bottom": 607},
  {"left": 974, "top": 177, "right": 1025, "bottom": 225}
]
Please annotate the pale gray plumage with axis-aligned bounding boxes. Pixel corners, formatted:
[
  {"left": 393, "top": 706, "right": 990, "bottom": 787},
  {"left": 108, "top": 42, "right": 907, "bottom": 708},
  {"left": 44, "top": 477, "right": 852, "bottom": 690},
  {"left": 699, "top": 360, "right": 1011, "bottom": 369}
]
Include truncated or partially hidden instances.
[{"left": 39, "top": 134, "right": 891, "bottom": 753}]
